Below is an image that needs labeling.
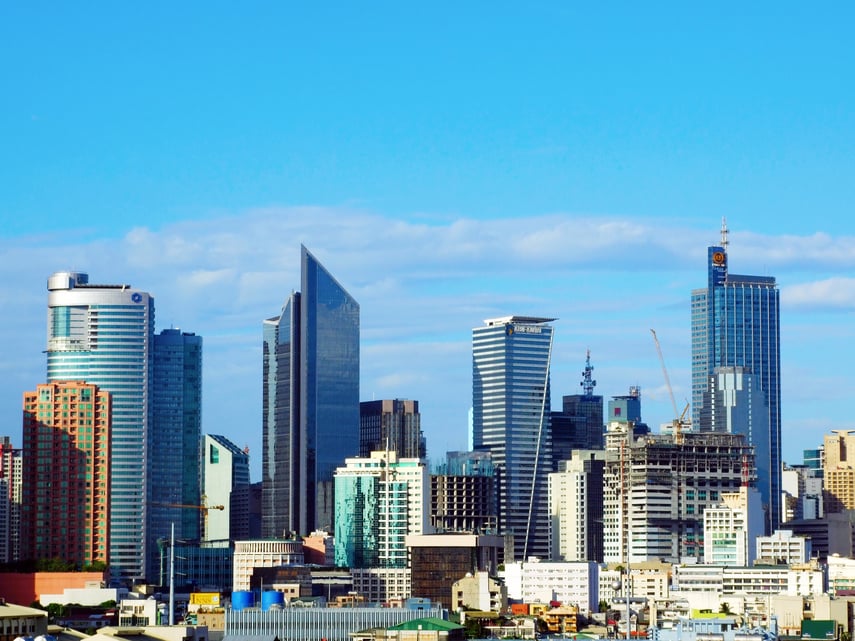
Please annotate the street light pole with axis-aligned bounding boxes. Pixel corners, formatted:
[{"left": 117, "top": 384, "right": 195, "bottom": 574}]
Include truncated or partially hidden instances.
[{"left": 169, "top": 522, "right": 175, "bottom": 626}]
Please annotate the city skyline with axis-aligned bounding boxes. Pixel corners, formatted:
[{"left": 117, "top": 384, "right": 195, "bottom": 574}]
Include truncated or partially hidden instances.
[
  {"left": 0, "top": 221, "right": 851, "bottom": 482},
  {"left": 2, "top": 5, "right": 855, "bottom": 481}
]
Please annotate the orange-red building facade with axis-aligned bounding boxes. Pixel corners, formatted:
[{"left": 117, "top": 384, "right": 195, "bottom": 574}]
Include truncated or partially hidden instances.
[{"left": 21, "top": 381, "right": 111, "bottom": 566}]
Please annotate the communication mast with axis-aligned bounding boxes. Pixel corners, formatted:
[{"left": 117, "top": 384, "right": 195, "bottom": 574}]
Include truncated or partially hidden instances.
[{"left": 580, "top": 349, "right": 597, "bottom": 397}]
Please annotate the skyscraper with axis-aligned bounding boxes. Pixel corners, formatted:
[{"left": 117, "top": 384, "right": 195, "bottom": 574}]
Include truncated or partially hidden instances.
[
  {"left": 262, "top": 246, "right": 360, "bottom": 538},
  {"left": 148, "top": 328, "right": 202, "bottom": 581},
  {"left": 21, "top": 381, "right": 111, "bottom": 566},
  {"left": 47, "top": 271, "right": 154, "bottom": 582},
  {"left": 359, "top": 399, "right": 425, "bottom": 459},
  {"left": 691, "top": 223, "right": 781, "bottom": 531},
  {"left": 472, "top": 315, "right": 554, "bottom": 561}
]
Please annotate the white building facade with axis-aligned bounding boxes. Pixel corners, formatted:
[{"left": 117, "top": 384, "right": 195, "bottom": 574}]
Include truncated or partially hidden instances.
[
  {"left": 501, "top": 560, "right": 598, "bottom": 615},
  {"left": 703, "top": 486, "right": 764, "bottom": 566},
  {"left": 232, "top": 539, "right": 305, "bottom": 591}
]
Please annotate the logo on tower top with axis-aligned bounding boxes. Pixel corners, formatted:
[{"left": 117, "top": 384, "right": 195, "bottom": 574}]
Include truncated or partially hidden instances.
[
  {"left": 712, "top": 251, "right": 726, "bottom": 266},
  {"left": 131, "top": 292, "right": 143, "bottom": 303}
]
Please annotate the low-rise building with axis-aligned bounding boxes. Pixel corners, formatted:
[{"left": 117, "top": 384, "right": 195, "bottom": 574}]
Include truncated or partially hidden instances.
[
  {"left": 351, "top": 567, "right": 411, "bottom": 603},
  {"left": 232, "top": 539, "right": 304, "bottom": 591},
  {"left": 0, "top": 600, "right": 48, "bottom": 641},
  {"left": 756, "top": 530, "right": 811, "bottom": 565},
  {"left": 451, "top": 571, "right": 506, "bottom": 613},
  {"left": 501, "top": 559, "right": 598, "bottom": 615}
]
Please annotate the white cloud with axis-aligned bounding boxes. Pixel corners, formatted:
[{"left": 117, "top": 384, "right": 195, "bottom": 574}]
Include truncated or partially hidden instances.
[
  {"left": 782, "top": 277, "right": 855, "bottom": 310},
  {"left": 2, "top": 208, "right": 853, "bottom": 473}
]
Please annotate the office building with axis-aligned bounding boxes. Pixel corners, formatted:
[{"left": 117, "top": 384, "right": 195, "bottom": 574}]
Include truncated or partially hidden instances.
[
  {"left": 334, "top": 450, "right": 429, "bottom": 569},
  {"left": 148, "top": 328, "right": 202, "bottom": 580},
  {"left": 703, "top": 486, "right": 764, "bottom": 566},
  {"left": 691, "top": 223, "right": 781, "bottom": 531},
  {"left": 0, "top": 436, "right": 22, "bottom": 563},
  {"left": 473, "top": 315, "right": 554, "bottom": 561},
  {"left": 548, "top": 450, "right": 605, "bottom": 562},
  {"left": 406, "top": 533, "right": 503, "bottom": 609},
  {"left": 359, "top": 399, "right": 425, "bottom": 459},
  {"left": 46, "top": 271, "right": 154, "bottom": 581},
  {"left": 823, "top": 430, "right": 855, "bottom": 513},
  {"left": 430, "top": 451, "right": 496, "bottom": 534},
  {"left": 232, "top": 481, "right": 263, "bottom": 540},
  {"left": 262, "top": 246, "right": 360, "bottom": 538},
  {"left": 551, "top": 351, "right": 604, "bottom": 463},
  {"left": 203, "top": 434, "right": 251, "bottom": 541},
  {"left": 604, "top": 427, "right": 756, "bottom": 564},
  {"left": 21, "top": 381, "right": 111, "bottom": 566}
]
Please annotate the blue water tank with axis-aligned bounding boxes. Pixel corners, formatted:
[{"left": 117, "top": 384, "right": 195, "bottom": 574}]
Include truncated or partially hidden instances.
[
  {"left": 232, "top": 591, "right": 254, "bottom": 611},
  {"left": 261, "top": 590, "right": 285, "bottom": 611}
]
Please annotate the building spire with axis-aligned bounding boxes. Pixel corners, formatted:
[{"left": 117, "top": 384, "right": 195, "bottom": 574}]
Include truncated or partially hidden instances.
[
  {"left": 720, "top": 217, "right": 729, "bottom": 250},
  {"left": 580, "top": 349, "right": 597, "bottom": 396}
]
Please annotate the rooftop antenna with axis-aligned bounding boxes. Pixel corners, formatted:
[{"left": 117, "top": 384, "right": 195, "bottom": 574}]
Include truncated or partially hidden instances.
[
  {"left": 720, "top": 217, "right": 729, "bottom": 250},
  {"left": 580, "top": 349, "right": 597, "bottom": 397}
]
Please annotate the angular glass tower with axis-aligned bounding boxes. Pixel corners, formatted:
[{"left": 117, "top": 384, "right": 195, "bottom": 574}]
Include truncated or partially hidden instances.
[
  {"left": 472, "top": 315, "right": 554, "bottom": 561},
  {"left": 148, "top": 328, "right": 202, "bottom": 581},
  {"left": 262, "top": 246, "right": 360, "bottom": 538},
  {"left": 691, "top": 230, "right": 781, "bottom": 531},
  {"left": 47, "top": 271, "right": 154, "bottom": 582}
]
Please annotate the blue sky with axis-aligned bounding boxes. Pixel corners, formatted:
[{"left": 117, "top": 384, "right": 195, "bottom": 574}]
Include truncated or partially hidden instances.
[{"left": 1, "top": 3, "right": 854, "bottom": 477}]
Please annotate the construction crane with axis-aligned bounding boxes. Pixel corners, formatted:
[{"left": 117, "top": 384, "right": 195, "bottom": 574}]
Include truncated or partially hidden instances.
[{"left": 650, "top": 329, "right": 688, "bottom": 444}]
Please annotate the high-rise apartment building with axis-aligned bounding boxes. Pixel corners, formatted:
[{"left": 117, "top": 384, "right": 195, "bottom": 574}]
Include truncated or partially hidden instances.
[
  {"left": 473, "top": 315, "right": 554, "bottom": 561},
  {"left": 203, "top": 434, "right": 251, "bottom": 541},
  {"left": 148, "top": 328, "right": 202, "bottom": 580},
  {"left": 334, "top": 450, "right": 429, "bottom": 569},
  {"left": 551, "top": 352, "right": 604, "bottom": 464},
  {"left": 691, "top": 223, "right": 781, "bottom": 531},
  {"left": 823, "top": 430, "right": 855, "bottom": 513},
  {"left": 359, "top": 399, "right": 425, "bottom": 459},
  {"left": 548, "top": 449, "right": 605, "bottom": 562},
  {"left": 46, "top": 271, "right": 154, "bottom": 581},
  {"left": 21, "top": 381, "right": 111, "bottom": 566},
  {"left": 604, "top": 427, "right": 756, "bottom": 564},
  {"left": 262, "top": 246, "right": 360, "bottom": 538},
  {"left": 0, "top": 436, "right": 22, "bottom": 563}
]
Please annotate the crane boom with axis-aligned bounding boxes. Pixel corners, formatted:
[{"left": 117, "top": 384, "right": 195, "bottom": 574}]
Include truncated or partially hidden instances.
[{"left": 650, "top": 329, "right": 679, "bottom": 419}]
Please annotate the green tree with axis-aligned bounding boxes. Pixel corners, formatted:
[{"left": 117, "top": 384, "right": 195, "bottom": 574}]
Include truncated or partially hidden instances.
[{"left": 719, "top": 602, "right": 732, "bottom": 614}]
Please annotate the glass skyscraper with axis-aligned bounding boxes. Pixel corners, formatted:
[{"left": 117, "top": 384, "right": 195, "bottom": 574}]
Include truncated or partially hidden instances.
[
  {"left": 262, "top": 246, "right": 360, "bottom": 538},
  {"left": 691, "top": 235, "right": 781, "bottom": 531},
  {"left": 472, "top": 315, "right": 554, "bottom": 561},
  {"left": 47, "top": 271, "right": 154, "bottom": 582},
  {"left": 148, "top": 328, "right": 202, "bottom": 581}
]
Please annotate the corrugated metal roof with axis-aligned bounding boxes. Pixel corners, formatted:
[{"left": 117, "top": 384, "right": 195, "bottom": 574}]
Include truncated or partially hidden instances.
[{"left": 388, "top": 617, "right": 463, "bottom": 631}]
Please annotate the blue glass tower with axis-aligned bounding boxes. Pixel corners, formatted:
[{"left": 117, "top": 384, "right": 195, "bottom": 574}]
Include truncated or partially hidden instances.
[
  {"left": 149, "top": 328, "right": 202, "bottom": 581},
  {"left": 691, "top": 228, "right": 781, "bottom": 531},
  {"left": 47, "top": 271, "right": 154, "bottom": 582},
  {"left": 473, "top": 315, "right": 554, "bottom": 561},
  {"left": 263, "top": 246, "right": 360, "bottom": 538}
]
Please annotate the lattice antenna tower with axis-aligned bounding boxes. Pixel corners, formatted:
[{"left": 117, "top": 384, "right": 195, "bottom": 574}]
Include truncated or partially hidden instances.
[
  {"left": 720, "top": 216, "right": 729, "bottom": 250},
  {"left": 580, "top": 349, "right": 597, "bottom": 397}
]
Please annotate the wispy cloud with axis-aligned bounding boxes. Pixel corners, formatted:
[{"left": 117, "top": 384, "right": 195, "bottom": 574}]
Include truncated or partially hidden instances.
[{"left": 782, "top": 277, "right": 855, "bottom": 310}]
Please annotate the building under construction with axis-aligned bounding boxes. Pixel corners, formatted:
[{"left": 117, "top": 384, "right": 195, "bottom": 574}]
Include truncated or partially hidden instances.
[{"left": 604, "top": 426, "right": 757, "bottom": 564}]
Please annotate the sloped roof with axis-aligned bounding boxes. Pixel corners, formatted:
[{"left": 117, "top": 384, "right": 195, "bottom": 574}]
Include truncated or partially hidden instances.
[{"left": 389, "top": 617, "right": 463, "bottom": 631}]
